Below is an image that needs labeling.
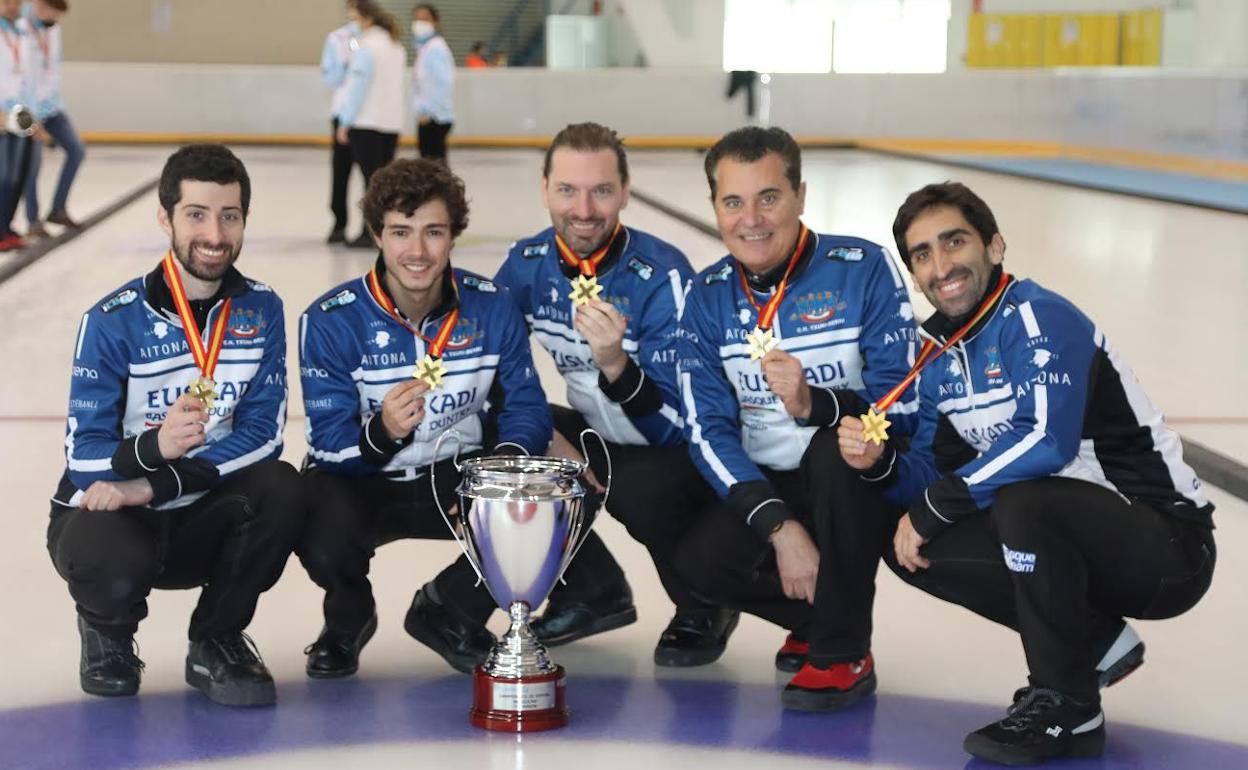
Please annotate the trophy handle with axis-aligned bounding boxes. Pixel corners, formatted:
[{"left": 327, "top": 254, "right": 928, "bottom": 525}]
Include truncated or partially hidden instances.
[
  {"left": 431, "top": 429, "right": 485, "bottom": 584},
  {"left": 555, "top": 429, "right": 611, "bottom": 580},
  {"left": 577, "top": 428, "right": 612, "bottom": 507}
]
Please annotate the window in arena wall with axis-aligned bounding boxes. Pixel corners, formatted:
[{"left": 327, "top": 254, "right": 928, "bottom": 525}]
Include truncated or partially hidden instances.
[{"left": 722, "top": 0, "right": 949, "bottom": 75}]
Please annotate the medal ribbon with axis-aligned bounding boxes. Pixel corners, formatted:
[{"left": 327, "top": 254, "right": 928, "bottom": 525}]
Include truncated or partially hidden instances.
[
  {"left": 737, "top": 225, "right": 811, "bottom": 332},
  {"left": 161, "top": 251, "right": 232, "bottom": 381},
  {"left": 554, "top": 222, "right": 622, "bottom": 278},
  {"left": 368, "top": 265, "right": 460, "bottom": 359},
  {"left": 871, "top": 269, "right": 1011, "bottom": 414}
]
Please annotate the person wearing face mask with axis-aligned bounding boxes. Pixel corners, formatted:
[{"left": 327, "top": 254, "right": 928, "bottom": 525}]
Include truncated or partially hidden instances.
[
  {"left": 320, "top": 5, "right": 360, "bottom": 244},
  {"left": 0, "top": 0, "right": 43, "bottom": 252},
  {"left": 19, "top": 0, "right": 84, "bottom": 240},
  {"left": 409, "top": 4, "right": 454, "bottom": 164},
  {"left": 336, "top": 0, "right": 406, "bottom": 249}
]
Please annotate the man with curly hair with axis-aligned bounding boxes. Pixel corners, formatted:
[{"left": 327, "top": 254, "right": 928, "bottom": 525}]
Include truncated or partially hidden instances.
[{"left": 296, "top": 158, "right": 552, "bottom": 677}]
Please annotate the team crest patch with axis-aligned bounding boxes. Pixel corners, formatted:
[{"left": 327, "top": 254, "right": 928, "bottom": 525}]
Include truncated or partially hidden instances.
[
  {"left": 791, "top": 290, "right": 847, "bottom": 324},
  {"left": 705, "top": 264, "right": 733, "bottom": 284},
  {"left": 320, "top": 289, "right": 357, "bottom": 312},
  {"left": 100, "top": 289, "right": 139, "bottom": 313},
  {"left": 984, "top": 346, "right": 1004, "bottom": 379},
  {"left": 826, "top": 246, "right": 864, "bottom": 262},
  {"left": 627, "top": 257, "right": 654, "bottom": 281},
  {"left": 462, "top": 275, "right": 497, "bottom": 293},
  {"left": 229, "top": 307, "right": 264, "bottom": 338},
  {"left": 247, "top": 280, "right": 273, "bottom": 292},
  {"left": 446, "top": 317, "right": 482, "bottom": 350},
  {"left": 522, "top": 242, "right": 550, "bottom": 258}
]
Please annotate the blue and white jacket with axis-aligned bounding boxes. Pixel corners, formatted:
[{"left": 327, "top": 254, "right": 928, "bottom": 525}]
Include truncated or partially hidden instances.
[
  {"left": 867, "top": 268, "right": 1214, "bottom": 538},
  {"left": 678, "top": 229, "right": 920, "bottom": 538},
  {"left": 17, "top": 8, "right": 62, "bottom": 120},
  {"left": 494, "top": 225, "right": 693, "bottom": 447},
  {"left": 54, "top": 264, "right": 288, "bottom": 510},
  {"left": 0, "top": 15, "right": 33, "bottom": 118},
  {"left": 300, "top": 259, "right": 551, "bottom": 478}
]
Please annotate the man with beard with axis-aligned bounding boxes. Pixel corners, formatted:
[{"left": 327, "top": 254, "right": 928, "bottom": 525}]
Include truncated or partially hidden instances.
[
  {"left": 47, "top": 144, "right": 304, "bottom": 706},
  {"left": 831, "top": 181, "right": 1215, "bottom": 764},
  {"left": 493, "top": 122, "right": 740, "bottom": 666},
  {"left": 297, "top": 158, "right": 551, "bottom": 677}
]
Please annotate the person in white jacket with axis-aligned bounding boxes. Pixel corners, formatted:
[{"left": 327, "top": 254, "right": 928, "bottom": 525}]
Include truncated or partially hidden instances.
[
  {"left": 410, "top": 4, "right": 454, "bottom": 164},
  {"left": 337, "top": 0, "right": 406, "bottom": 248}
]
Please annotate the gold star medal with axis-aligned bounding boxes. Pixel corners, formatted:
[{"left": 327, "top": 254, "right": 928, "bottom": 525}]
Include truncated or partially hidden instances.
[
  {"left": 188, "top": 376, "right": 218, "bottom": 410},
  {"left": 414, "top": 354, "right": 448, "bottom": 389},
  {"left": 860, "top": 408, "right": 892, "bottom": 445},
  {"left": 745, "top": 326, "right": 777, "bottom": 361},
  {"left": 569, "top": 274, "right": 603, "bottom": 306}
]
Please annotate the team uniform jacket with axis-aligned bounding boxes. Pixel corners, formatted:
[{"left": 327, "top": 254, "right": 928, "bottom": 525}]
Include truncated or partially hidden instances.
[
  {"left": 869, "top": 268, "right": 1214, "bottom": 538},
  {"left": 300, "top": 260, "right": 551, "bottom": 478},
  {"left": 678, "top": 229, "right": 921, "bottom": 539},
  {"left": 495, "top": 225, "right": 693, "bottom": 448},
  {"left": 54, "top": 264, "right": 288, "bottom": 510}
]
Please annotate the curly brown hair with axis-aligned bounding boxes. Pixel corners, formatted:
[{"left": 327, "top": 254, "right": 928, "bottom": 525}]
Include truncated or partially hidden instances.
[{"left": 362, "top": 158, "right": 469, "bottom": 238}]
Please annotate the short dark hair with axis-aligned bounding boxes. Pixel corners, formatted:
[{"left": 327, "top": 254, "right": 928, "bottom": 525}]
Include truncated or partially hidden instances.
[
  {"left": 892, "top": 182, "right": 1000, "bottom": 270},
  {"left": 704, "top": 126, "right": 801, "bottom": 200},
  {"left": 158, "top": 144, "right": 250, "bottom": 219},
  {"left": 42, "top": 0, "right": 69, "bottom": 11},
  {"left": 362, "top": 158, "right": 469, "bottom": 238},
  {"left": 543, "top": 122, "right": 629, "bottom": 185},
  {"left": 414, "top": 3, "right": 440, "bottom": 22}
]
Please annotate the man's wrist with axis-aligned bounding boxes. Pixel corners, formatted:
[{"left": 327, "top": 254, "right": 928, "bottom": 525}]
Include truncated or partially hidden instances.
[{"left": 597, "top": 351, "right": 628, "bottom": 383}]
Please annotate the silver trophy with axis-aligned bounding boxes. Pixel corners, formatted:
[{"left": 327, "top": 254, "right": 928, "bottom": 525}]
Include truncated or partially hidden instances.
[
  {"left": 432, "top": 429, "right": 609, "bottom": 732},
  {"left": 5, "top": 105, "right": 35, "bottom": 137}
]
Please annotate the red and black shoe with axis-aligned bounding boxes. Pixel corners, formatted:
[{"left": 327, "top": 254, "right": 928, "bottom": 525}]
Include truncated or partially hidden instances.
[
  {"left": 775, "top": 632, "right": 809, "bottom": 673},
  {"left": 0, "top": 233, "right": 27, "bottom": 252},
  {"left": 782, "top": 654, "right": 877, "bottom": 712}
]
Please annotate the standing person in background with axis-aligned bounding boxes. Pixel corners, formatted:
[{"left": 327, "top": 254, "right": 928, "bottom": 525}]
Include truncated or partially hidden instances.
[
  {"left": 20, "top": 0, "right": 84, "bottom": 240},
  {"left": 321, "top": 3, "right": 359, "bottom": 244},
  {"left": 465, "top": 41, "right": 488, "bottom": 69},
  {"left": 0, "top": 0, "right": 41, "bottom": 252},
  {"left": 337, "top": 0, "right": 405, "bottom": 249},
  {"left": 410, "top": 4, "right": 454, "bottom": 164}
]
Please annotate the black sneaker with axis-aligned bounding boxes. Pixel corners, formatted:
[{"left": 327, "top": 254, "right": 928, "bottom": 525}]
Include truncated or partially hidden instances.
[
  {"left": 1095, "top": 621, "right": 1145, "bottom": 688},
  {"left": 304, "top": 613, "right": 378, "bottom": 679},
  {"left": 963, "top": 687, "right": 1105, "bottom": 765},
  {"left": 531, "top": 588, "right": 637, "bottom": 647},
  {"left": 654, "top": 608, "right": 739, "bottom": 667},
  {"left": 774, "top": 632, "right": 809, "bottom": 673},
  {"left": 78, "top": 617, "right": 143, "bottom": 697},
  {"left": 403, "top": 587, "right": 496, "bottom": 674},
  {"left": 348, "top": 232, "right": 375, "bottom": 249},
  {"left": 326, "top": 226, "right": 346, "bottom": 244},
  {"left": 186, "top": 633, "right": 276, "bottom": 707}
]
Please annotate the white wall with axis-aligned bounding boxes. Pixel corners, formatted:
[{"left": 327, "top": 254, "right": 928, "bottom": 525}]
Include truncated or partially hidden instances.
[{"left": 62, "top": 63, "right": 1248, "bottom": 162}]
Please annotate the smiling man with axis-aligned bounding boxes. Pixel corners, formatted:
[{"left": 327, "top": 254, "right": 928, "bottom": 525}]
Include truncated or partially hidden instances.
[
  {"left": 49, "top": 144, "right": 303, "bottom": 706},
  {"left": 674, "top": 126, "right": 922, "bottom": 710},
  {"left": 837, "top": 181, "right": 1217, "bottom": 764},
  {"left": 297, "top": 158, "right": 551, "bottom": 677},
  {"left": 494, "top": 122, "right": 739, "bottom": 666}
]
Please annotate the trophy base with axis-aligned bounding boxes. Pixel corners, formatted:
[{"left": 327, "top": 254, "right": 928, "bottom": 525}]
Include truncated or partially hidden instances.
[{"left": 471, "top": 665, "right": 568, "bottom": 732}]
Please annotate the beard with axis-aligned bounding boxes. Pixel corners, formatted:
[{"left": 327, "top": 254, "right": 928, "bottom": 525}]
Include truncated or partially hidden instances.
[{"left": 171, "top": 237, "right": 242, "bottom": 282}]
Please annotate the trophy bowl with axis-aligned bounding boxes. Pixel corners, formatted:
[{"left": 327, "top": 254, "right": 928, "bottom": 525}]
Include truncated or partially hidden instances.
[
  {"left": 433, "top": 432, "right": 607, "bottom": 732},
  {"left": 6, "top": 105, "right": 35, "bottom": 138}
]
